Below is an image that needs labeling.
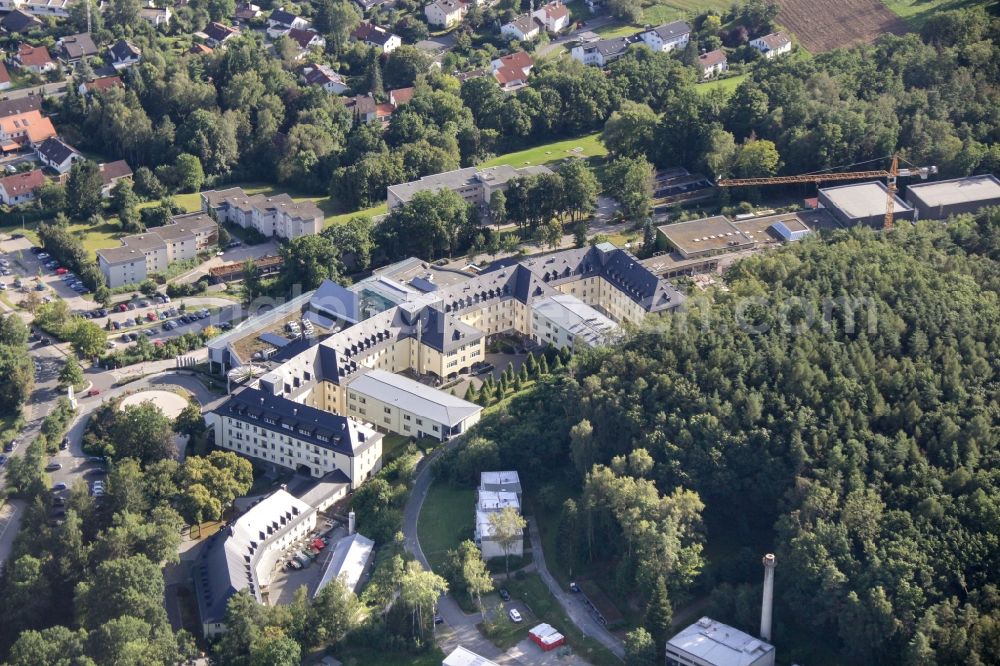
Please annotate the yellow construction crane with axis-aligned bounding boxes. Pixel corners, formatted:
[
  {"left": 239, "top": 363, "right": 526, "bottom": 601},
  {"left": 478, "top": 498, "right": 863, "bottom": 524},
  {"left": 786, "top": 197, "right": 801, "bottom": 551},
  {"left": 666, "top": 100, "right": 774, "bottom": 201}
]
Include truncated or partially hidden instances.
[{"left": 717, "top": 155, "right": 938, "bottom": 230}]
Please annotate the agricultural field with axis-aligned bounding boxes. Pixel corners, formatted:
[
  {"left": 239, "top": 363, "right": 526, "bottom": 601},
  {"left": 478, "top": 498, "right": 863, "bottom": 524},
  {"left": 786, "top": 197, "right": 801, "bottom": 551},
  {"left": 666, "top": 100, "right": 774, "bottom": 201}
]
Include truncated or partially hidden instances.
[{"left": 775, "top": 0, "right": 908, "bottom": 51}]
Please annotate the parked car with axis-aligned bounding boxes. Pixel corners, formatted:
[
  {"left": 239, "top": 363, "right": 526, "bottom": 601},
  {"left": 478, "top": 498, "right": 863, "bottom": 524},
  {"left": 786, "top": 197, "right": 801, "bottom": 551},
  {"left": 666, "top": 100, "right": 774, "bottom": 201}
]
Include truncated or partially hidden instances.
[
  {"left": 52, "top": 483, "right": 68, "bottom": 492},
  {"left": 59, "top": 436, "right": 69, "bottom": 450},
  {"left": 128, "top": 332, "right": 139, "bottom": 341},
  {"left": 498, "top": 588, "right": 510, "bottom": 602},
  {"left": 37, "top": 252, "right": 49, "bottom": 259},
  {"left": 45, "top": 462, "right": 62, "bottom": 472},
  {"left": 112, "top": 321, "right": 120, "bottom": 330},
  {"left": 86, "top": 389, "right": 100, "bottom": 397},
  {"left": 121, "top": 333, "right": 130, "bottom": 342},
  {"left": 4, "top": 440, "right": 18, "bottom": 453},
  {"left": 508, "top": 609, "right": 522, "bottom": 623},
  {"left": 434, "top": 615, "right": 444, "bottom": 625},
  {"left": 126, "top": 302, "right": 136, "bottom": 310},
  {"left": 0, "top": 454, "right": 7, "bottom": 467}
]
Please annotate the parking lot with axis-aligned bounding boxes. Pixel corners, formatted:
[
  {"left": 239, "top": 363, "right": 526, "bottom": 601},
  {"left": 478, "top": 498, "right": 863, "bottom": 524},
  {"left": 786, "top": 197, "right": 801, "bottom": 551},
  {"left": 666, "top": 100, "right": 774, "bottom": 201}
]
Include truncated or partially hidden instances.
[{"left": 266, "top": 524, "right": 347, "bottom": 606}]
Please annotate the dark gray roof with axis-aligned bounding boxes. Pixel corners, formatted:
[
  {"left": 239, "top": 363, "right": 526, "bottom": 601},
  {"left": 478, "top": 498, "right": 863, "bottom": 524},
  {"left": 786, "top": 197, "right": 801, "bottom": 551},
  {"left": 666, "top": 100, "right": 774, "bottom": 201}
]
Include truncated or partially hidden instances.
[
  {"left": 268, "top": 8, "right": 298, "bottom": 25},
  {"left": 192, "top": 529, "right": 241, "bottom": 627},
  {"left": 585, "top": 36, "right": 632, "bottom": 58},
  {"left": 35, "top": 137, "right": 78, "bottom": 165},
  {"left": 311, "top": 279, "right": 360, "bottom": 324},
  {"left": 645, "top": 20, "right": 692, "bottom": 41},
  {"left": 259, "top": 332, "right": 292, "bottom": 348},
  {"left": 109, "top": 39, "right": 141, "bottom": 62},
  {"left": 218, "top": 387, "right": 376, "bottom": 457},
  {"left": 0, "top": 95, "right": 40, "bottom": 118},
  {"left": 1, "top": 10, "right": 42, "bottom": 33},
  {"left": 59, "top": 33, "right": 98, "bottom": 59},
  {"left": 409, "top": 276, "right": 438, "bottom": 293}
]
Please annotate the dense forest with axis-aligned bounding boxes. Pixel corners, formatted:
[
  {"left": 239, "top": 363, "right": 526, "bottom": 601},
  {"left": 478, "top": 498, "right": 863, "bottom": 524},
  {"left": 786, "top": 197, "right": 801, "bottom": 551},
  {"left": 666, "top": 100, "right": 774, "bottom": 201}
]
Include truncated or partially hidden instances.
[{"left": 447, "top": 208, "right": 1000, "bottom": 664}]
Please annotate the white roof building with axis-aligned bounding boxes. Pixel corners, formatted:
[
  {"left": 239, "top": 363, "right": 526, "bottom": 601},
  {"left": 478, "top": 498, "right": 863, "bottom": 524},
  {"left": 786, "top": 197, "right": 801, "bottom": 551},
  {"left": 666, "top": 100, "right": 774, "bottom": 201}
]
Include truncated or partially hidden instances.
[
  {"left": 347, "top": 368, "right": 482, "bottom": 440},
  {"left": 443, "top": 646, "right": 500, "bottom": 666},
  {"left": 477, "top": 490, "right": 519, "bottom": 512},
  {"left": 480, "top": 471, "right": 521, "bottom": 495},
  {"left": 666, "top": 617, "right": 775, "bottom": 666},
  {"left": 314, "top": 532, "right": 375, "bottom": 597},
  {"left": 531, "top": 293, "right": 619, "bottom": 349}
]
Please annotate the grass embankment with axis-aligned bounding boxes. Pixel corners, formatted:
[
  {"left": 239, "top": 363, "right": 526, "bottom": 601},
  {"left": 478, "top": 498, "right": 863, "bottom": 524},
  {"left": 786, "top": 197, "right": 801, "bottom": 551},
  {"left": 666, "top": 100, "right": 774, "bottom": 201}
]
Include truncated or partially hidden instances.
[
  {"left": 880, "top": 0, "right": 989, "bottom": 27},
  {"left": 417, "top": 481, "right": 475, "bottom": 574},
  {"left": 480, "top": 133, "right": 607, "bottom": 169}
]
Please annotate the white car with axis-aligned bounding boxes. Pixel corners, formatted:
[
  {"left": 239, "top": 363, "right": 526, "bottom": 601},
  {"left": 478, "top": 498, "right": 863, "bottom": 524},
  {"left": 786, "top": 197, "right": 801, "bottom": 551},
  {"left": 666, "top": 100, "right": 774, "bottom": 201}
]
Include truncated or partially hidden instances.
[{"left": 508, "top": 609, "right": 522, "bottom": 623}]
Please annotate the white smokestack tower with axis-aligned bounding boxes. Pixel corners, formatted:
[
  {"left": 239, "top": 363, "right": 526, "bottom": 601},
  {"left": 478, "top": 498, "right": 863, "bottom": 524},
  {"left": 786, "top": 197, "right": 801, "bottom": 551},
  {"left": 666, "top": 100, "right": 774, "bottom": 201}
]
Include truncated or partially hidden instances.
[
  {"left": 761, "top": 553, "right": 776, "bottom": 642},
  {"left": 348, "top": 511, "right": 356, "bottom": 535}
]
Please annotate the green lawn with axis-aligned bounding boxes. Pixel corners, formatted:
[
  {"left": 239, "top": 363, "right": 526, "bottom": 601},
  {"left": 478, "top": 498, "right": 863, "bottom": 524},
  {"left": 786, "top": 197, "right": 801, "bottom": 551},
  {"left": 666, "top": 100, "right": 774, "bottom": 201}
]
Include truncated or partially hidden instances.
[
  {"left": 591, "top": 0, "right": 732, "bottom": 38},
  {"left": 417, "top": 482, "right": 475, "bottom": 574},
  {"left": 880, "top": 0, "right": 993, "bottom": 26},
  {"left": 695, "top": 73, "right": 748, "bottom": 96},
  {"left": 381, "top": 433, "right": 413, "bottom": 463},
  {"left": 480, "top": 133, "right": 607, "bottom": 169},
  {"left": 503, "top": 573, "right": 622, "bottom": 666}
]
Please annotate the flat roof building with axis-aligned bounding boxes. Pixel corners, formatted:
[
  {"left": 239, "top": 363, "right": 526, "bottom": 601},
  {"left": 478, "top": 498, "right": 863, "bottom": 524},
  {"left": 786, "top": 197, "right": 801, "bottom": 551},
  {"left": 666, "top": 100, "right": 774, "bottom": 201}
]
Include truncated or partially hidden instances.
[
  {"left": 905, "top": 174, "right": 1000, "bottom": 220},
  {"left": 666, "top": 617, "right": 775, "bottom": 666},
  {"left": 657, "top": 216, "right": 756, "bottom": 259},
  {"left": 480, "top": 471, "right": 521, "bottom": 496},
  {"left": 443, "top": 646, "right": 500, "bottom": 666},
  {"left": 817, "top": 181, "right": 915, "bottom": 228},
  {"left": 314, "top": 532, "right": 375, "bottom": 597}
]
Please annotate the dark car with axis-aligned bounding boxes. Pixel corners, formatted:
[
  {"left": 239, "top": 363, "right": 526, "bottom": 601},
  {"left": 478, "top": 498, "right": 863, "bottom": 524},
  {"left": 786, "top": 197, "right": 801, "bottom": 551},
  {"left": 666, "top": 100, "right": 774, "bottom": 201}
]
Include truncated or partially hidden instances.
[
  {"left": 52, "top": 483, "right": 68, "bottom": 492},
  {"left": 434, "top": 615, "right": 444, "bottom": 625},
  {"left": 128, "top": 332, "right": 139, "bottom": 341},
  {"left": 59, "top": 436, "right": 69, "bottom": 450},
  {"left": 0, "top": 454, "right": 7, "bottom": 467},
  {"left": 87, "top": 456, "right": 104, "bottom": 464},
  {"left": 499, "top": 588, "right": 511, "bottom": 602},
  {"left": 45, "top": 462, "right": 62, "bottom": 471},
  {"left": 4, "top": 440, "right": 17, "bottom": 453}
]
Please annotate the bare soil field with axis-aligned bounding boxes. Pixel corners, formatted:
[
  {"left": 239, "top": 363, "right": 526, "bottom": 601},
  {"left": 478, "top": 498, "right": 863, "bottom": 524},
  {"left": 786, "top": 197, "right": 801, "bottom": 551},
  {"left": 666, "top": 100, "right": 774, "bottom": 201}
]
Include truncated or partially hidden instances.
[{"left": 776, "top": 0, "right": 909, "bottom": 52}]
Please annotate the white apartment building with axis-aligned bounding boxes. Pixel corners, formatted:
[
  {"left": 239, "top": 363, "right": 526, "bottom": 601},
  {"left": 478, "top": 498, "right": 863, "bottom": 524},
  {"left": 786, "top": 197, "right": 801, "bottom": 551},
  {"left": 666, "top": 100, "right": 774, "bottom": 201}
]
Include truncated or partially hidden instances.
[
  {"left": 210, "top": 386, "right": 383, "bottom": 485},
  {"left": 638, "top": 20, "right": 691, "bottom": 52},
  {"left": 750, "top": 32, "right": 791, "bottom": 59},
  {"left": 193, "top": 489, "right": 316, "bottom": 637},
  {"left": 97, "top": 212, "right": 218, "bottom": 287},
  {"left": 201, "top": 187, "right": 324, "bottom": 240},
  {"left": 424, "top": 0, "right": 466, "bottom": 27},
  {"left": 475, "top": 475, "right": 524, "bottom": 560},
  {"left": 346, "top": 368, "right": 482, "bottom": 441}
]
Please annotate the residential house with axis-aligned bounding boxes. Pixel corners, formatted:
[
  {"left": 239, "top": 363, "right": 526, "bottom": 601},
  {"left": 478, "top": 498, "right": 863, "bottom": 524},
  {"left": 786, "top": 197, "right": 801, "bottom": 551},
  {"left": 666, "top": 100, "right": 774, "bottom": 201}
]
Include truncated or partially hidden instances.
[
  {"left": 57, "top": 33, "right": 99, "bottom": 63},
  {"left": 0, "top": 62, "right": 10, "bottom": 91},
  {"left": 234, "top": 1, "right": 262, "bottom": 22},
  {"left": 21, "top": 0, "right": 72, "bottom": 18},
  {"left": 301, "top": 63, "right": 349, "bottom": 94},
  {"left": 189, "top": 43, "right": 214, "bottom": 55},
  {"left": 444, "top": 647, "right": 501, "bottom": 666},
  {"left": 13, "top": 43, "right": 56, "bottom": 74},
  {"left": 35, "top": 137, "right": 81, "bottom": 173},
  {"left": 569, "top": 35, "right": 634, "bottom": 66},
  {"left": 201, "top": 186, "right": 325, "bottom": 240},
  {"left": 531, "top": 1, "right": 569, "bottom": 33},
  {"left": 345, "top": 93, "right": 395, "bottom": 125},
  {"left": 500, "top": 14, "right": 539, "bottom": 42},
  {"left": 351, "top": 21, "right": 401, "bottom": 52},
  {"left": 750, "top": 31, "right": 791, "bottom": 58},
  {"left": 203, "top": 22, "right": 239, "bottom": 47},
  {"left": 352, "top": 0, "right": 389, "bottom": 11},
  {"left": 266, "top": 7, "right": 309, "bottom": 38},
  {"left": 99, "top": 160, "right": 132, "bottom": 197},
  {"left": 491, "top": 60, "right": 532, "bottom": 89},
  {"left": 424, "top": 0, "right": 466, "bottom": 28},
  {"left": 286, "top": 28, "right": 325, "bottom": 56},
  {"left": 0, "top": 168, "right": 45, "bottom": 205},
  {"left": 0, "top": 110, "right": 56, "bottom": 151},
  {"left": 97, "top": 211, "right": 219, "bottom": 287},
  {"left": 79, "top": 75, "right": 124, "bottom": 95},
  {"left": 638, "top": 20, "right": 691, "bottom": 52},
  {"left": 1, "top": 9, "right": 42, "bottom": 33},
  {"left": 697, "top": 49, "right": 727, "bottom": 79},
  {"left": 139, "top": 3, "right": 172, "bottom": 28},
  {"left": 109, "top": 39, "right": 142, "bottom": 70},
  {"left": 490, "top": 51, "right": 532, "bottom": 77},
  {"left": 389, "top": 86, "right": 414, "bottom": 107}
]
